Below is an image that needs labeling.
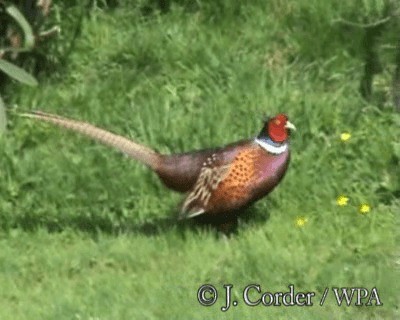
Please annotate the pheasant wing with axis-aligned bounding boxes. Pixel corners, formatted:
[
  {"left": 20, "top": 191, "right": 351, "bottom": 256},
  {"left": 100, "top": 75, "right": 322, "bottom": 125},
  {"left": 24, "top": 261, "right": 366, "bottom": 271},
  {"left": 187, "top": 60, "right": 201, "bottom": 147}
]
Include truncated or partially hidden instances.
[{"left": 179, "top": 154, "right": 231, "bottom": 219}]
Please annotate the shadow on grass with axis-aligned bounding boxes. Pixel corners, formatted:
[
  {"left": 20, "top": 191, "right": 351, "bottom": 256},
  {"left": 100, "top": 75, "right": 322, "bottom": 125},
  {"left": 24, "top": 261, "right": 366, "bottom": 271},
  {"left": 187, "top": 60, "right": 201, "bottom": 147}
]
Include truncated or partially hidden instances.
[{"left": 10, "top": 205, "right": 271, "bottom": 238}]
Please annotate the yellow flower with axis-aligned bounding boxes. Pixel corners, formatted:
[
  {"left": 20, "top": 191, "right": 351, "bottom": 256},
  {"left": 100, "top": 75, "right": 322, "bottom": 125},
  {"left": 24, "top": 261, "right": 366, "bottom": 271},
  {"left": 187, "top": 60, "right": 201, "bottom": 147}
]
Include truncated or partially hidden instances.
[
  {"left": 295, "top": 216, "right": 308, "bottom": 227},
  {"left": 336, "top": 195, "right": 349, "bottom": 206},
  {"left": 359, "top": 204, "right": 371, "bottom": 214},
  {"left": 340, "top": 132, "right": 351, "bottom": 142}
]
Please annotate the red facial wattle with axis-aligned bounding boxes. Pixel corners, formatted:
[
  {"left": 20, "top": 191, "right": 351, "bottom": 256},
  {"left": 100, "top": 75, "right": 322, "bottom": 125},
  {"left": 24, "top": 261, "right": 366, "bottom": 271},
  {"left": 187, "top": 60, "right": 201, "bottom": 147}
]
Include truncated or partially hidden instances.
[{"left": 268, "top": 114, "right": 288, "bottom": 143}]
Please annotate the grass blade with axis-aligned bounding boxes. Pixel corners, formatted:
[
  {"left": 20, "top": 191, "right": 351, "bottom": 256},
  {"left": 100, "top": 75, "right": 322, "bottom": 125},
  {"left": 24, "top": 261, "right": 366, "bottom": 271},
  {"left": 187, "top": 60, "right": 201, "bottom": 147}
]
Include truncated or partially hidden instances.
[
  {"left": 6, "top": 4, "right": 35, "bottom": 50},
  {"left": 0, "top": 94, "right": 6, "bottom": 133},
  {"left": 0, "top": 58, "right": 38, "bottom": 86}
]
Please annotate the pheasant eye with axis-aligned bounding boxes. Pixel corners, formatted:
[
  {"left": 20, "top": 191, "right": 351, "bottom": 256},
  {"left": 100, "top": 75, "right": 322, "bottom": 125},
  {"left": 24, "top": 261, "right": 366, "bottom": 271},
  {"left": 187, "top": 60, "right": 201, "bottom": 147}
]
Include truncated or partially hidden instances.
[{"left": 274, "top": 119, "right": 281, "bottom": 125}]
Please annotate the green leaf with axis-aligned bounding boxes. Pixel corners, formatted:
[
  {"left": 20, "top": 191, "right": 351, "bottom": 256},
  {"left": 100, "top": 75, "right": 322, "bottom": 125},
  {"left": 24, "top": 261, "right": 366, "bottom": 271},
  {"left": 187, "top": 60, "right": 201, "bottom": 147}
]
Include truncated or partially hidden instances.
[
  {"left": 0, "top": 94, "right": 6, "bottom": 133},
  {"left": 6, "top": 4, "right": 35, "bottom": 50},
  {"left": 0, "top": 58, "right": 38, "bottom": 86}
]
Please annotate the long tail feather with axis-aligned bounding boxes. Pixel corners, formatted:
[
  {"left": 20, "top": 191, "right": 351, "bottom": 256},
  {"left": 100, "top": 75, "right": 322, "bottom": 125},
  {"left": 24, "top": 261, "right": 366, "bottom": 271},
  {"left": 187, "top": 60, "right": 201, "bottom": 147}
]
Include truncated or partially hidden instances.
[{"left": 20, "top": 111, "right": 161, "bottom": 170}]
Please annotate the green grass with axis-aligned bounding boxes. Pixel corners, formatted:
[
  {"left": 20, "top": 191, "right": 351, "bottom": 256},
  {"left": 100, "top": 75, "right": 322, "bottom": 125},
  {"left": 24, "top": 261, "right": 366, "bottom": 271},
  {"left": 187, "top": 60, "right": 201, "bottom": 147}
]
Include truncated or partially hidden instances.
[{"left": 0, "top": 1, "right": 399, "bottom": 319}]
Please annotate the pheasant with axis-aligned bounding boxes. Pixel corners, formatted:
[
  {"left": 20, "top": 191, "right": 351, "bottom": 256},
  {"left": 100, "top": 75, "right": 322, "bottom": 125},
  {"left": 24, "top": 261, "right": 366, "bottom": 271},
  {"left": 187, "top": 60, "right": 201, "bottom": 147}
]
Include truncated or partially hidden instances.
[{"left": 21, "top": 111, "right": 296, "bottom": 232}]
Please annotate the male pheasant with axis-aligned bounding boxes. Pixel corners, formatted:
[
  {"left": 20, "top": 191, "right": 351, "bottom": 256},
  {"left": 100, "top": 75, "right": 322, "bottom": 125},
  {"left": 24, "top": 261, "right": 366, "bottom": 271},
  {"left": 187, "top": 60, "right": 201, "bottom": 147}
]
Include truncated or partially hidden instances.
[{"left": 22, "top": 111, "right": 296, "bottom": 232}]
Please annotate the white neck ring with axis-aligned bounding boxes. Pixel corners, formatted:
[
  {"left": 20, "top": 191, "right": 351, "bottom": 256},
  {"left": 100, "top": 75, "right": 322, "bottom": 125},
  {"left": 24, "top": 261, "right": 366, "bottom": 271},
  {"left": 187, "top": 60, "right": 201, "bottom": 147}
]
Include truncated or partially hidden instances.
[{"left": 255, "top": 138, "right": 288, "bottom": 155}]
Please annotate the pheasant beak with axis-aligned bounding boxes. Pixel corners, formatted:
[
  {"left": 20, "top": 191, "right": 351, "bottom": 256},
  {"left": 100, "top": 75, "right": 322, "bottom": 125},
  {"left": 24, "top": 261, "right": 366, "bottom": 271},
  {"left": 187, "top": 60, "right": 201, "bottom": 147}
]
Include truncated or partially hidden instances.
[{"left": 285, "top": 121, "right": 296, "bottom": 131}]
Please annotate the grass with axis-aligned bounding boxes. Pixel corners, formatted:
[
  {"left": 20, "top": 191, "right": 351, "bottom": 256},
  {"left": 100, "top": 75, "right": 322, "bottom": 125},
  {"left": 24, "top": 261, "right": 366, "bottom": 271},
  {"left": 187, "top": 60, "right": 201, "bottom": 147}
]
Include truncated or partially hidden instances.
[{"left": 0, "top": 1, "right": 399, "bottom": 319}]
